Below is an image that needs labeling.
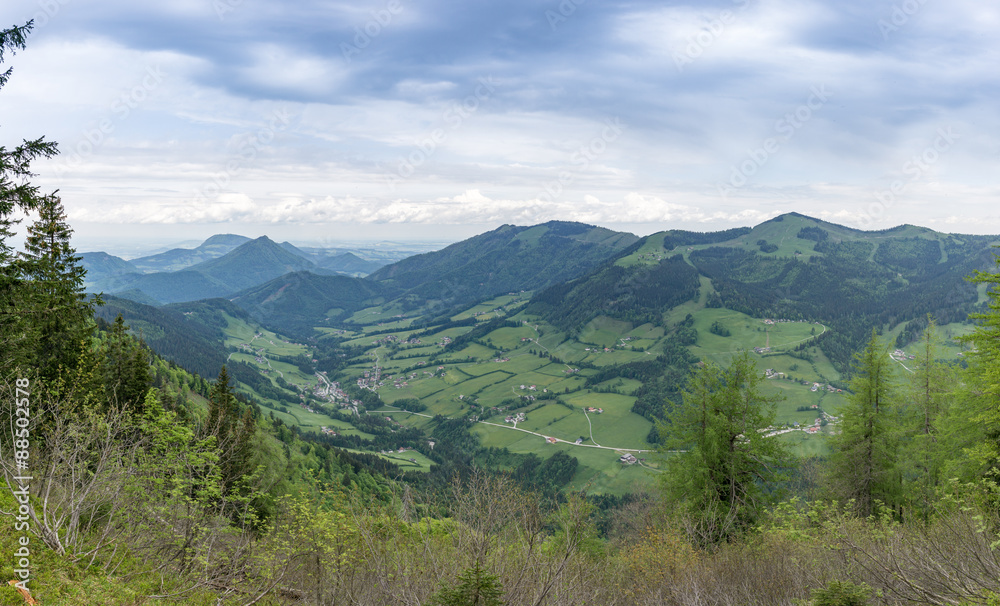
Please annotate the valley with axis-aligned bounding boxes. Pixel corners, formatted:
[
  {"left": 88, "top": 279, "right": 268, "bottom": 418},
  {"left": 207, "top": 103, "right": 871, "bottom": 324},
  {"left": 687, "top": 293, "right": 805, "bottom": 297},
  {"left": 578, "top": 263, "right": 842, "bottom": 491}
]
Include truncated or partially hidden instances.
[{"left": 93, "top": 213, "right": 991, "bottom": 495}]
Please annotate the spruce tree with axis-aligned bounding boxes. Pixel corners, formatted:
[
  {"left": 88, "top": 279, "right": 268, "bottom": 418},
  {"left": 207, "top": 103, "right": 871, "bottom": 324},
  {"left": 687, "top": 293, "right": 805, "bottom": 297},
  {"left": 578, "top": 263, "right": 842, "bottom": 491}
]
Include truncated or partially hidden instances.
[
  {"left": 101, "top": 314, "right": 152, "bottom": 411},
  {"left": 1, "top": 20, "right": 60, "bottom": 373},
  {"left": 18, "top": 194, "right": 99, "bottom": 382},
  {"left": 204, "top": 366, "right": 256, "bottom": 497}
]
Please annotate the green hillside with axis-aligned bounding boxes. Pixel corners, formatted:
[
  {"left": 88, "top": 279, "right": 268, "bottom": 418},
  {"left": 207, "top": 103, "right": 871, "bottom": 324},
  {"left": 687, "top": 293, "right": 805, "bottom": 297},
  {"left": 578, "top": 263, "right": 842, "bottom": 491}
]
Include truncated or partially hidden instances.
[{"left": 368, "top": 220, "right": 641, "bottom": 306}]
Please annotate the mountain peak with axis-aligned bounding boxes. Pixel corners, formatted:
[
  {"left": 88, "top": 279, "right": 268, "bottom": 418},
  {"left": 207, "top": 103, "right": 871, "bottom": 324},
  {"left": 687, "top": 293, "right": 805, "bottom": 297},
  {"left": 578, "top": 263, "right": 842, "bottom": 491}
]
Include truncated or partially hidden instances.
[{"left": 199, "top": 234, "right": 251, "bottom": 248}]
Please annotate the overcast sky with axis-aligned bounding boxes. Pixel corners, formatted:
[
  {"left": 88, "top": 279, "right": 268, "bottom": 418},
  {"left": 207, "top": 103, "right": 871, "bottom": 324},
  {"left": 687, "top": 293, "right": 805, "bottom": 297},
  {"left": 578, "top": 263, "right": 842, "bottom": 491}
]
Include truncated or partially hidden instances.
[{"left": 2, "top": 0, "right": 998, "bottom": 253}]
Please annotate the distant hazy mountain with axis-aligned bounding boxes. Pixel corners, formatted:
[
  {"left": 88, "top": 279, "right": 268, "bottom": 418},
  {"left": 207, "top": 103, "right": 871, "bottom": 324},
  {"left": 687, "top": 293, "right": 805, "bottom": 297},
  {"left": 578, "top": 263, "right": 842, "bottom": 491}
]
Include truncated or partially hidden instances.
[
  {"left": 187, "top": 236, "right": 322, "bottom": 293},
  {"left": 278, "top": 241, "right": 312, "bottom": 260},
  {"left": 106, "top": 288, "right": 163, "bottom": 307},
  {"left": 80, "top": 252, "right": 138, "bottom": 288},
  {"left": 279, "top": 242, "right": 385, "bottom": 276},
  {"left": 317, "top": 252, "right": 384, "bottom": 275},
  {"left": 101, "top": 269, "right": 232, "bottom": 305},
  {"left": 130, "top": 234, "right": 251, "bottom": 273},
  {"left": 94, "top": 236, "right": 323, "bottom": 304},
  {"left": 367, "top": 221, "right": 641, "bottom": 304}
]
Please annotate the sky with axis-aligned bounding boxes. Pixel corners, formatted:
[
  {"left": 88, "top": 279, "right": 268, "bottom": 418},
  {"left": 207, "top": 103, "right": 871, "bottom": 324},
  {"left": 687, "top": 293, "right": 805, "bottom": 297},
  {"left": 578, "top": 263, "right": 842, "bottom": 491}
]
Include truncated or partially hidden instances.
[{"left": 2, "top": 0, "right": 999, "bottom": 254}]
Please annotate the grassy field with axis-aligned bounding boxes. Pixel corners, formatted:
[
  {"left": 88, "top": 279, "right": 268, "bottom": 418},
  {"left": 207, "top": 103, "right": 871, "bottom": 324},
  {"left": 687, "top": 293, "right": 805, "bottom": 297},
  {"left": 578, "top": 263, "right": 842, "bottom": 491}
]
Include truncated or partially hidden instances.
[
  {"left": 221, "top": 284, "right": 915, "bottom": 494},
  {"left": 342, "top": 446, "right": 436, "bottom": 472}
]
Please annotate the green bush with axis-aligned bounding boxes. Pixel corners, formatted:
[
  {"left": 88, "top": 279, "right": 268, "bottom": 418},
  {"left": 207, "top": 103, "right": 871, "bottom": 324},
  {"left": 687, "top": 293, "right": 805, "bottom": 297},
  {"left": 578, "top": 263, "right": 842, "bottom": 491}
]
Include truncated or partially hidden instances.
[
  {"left": 426, "top": 561, "right": 505, "bottom": 606},
  {"left": 810, "top": 581, "right": 871, "bottom": 606}
]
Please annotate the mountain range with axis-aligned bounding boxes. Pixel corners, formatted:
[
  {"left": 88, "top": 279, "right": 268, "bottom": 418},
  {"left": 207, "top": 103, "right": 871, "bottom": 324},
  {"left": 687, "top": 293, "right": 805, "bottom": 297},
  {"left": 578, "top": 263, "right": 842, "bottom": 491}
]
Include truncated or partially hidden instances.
[{"left": 84, "top": 213, "right": 1000, "bottom": 378}]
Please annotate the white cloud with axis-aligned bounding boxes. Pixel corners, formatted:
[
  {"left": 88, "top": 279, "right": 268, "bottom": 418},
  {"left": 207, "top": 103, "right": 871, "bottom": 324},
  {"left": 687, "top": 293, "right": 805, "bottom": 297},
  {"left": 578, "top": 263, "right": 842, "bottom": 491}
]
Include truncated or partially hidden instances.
[{"left": 238, "top": 44, "right": 347, "bottom": 98}]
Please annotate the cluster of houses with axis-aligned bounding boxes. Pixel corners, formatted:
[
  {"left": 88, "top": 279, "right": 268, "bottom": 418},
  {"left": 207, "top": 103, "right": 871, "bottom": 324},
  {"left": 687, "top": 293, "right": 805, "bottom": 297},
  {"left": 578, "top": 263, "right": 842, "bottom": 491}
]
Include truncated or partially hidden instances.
[
  {"left": 583, "top": 343, "right": 629, "bottom": 353},
  {"left": 504, "top": 412, "right": 526, "bottom": 424},
  {"left": 438, "top": 336, "right": 453, "bottom": 347},
  {"left": 318, "top": 426, "right": 338, "bottom": 436},
  {"left": 619, "top": 453, "right": 638, "bottom": 465},
  {"left": 891, "top": 349, "right": 916, "bottom": 361},
  {"left": 380, "top": 446, "right": 414, "bottom": 455},
  {"left": 311, "top": 373, "right": 349, "bottom": 404},
  {"left": 356, "top": 367, "right": 384, "bottom": 391},
  {"left": 584, "top": 407, "right": 604, "bottom": 414},
  {"left": 392, "top": 373, "right": 419, "bottom": 389},
  {"left": 234, "top": 341, "right": 269, "bottom": 364},
  {"left": 796, "top": 410, "right": 839, "bottom": 435},
  {"left": 764, "top": 368, "right": 786, "bottom": 379},
  {"left": 638, "top": 251, "right": 668, "bottom": 261},
  {"left": 808, "top": 382, "right": 842, "bottom": 393},
  {"left": 753, "top": 346, "right": 772, "bottom": 354}
]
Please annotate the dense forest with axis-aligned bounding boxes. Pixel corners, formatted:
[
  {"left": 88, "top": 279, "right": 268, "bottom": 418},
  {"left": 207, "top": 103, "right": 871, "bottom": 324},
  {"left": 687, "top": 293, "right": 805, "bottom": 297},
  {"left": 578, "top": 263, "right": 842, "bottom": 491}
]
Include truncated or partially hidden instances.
[{"left": 5, "top": 20, "right": 1000, "bottom": 606}]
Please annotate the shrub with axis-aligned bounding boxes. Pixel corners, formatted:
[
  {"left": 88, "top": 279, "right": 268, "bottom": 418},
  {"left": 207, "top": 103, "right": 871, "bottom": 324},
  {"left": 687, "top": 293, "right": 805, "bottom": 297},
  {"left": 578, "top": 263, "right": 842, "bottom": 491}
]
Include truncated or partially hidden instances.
[
  {"left": 426, "top": 561, "right": 504, "bottom": 606},
  {"left": 810, "top": 581, "right": 871, "bottom": 606}
]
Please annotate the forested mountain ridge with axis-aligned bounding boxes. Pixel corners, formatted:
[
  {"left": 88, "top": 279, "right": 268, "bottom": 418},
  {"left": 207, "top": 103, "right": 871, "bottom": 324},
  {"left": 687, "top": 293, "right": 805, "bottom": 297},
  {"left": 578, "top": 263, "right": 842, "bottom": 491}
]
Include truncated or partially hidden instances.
[
  {"left": 366, "top": 220, "right": 642, "bottom": 305},
  {"left": 527, "top": 212, "right": 999, "bottom": 373},
  {"left": 230, "top": 270, "right": 388, "bottom": 335}
]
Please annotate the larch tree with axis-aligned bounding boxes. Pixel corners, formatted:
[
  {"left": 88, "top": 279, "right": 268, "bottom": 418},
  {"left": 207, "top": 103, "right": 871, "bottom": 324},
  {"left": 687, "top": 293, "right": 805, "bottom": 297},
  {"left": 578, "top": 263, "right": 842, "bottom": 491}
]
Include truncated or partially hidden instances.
[
  {"left": 827, "top": 330, "right": 901, "bottom": 518},
  {"left": 660, "top": 351, "right": 790, "bottom": 544},
  {"left": 955, "top": 250, "right": 1000, "bottom": 484},
  {"left": 899, "top": 316, "right": 954, "bottom": 522}
]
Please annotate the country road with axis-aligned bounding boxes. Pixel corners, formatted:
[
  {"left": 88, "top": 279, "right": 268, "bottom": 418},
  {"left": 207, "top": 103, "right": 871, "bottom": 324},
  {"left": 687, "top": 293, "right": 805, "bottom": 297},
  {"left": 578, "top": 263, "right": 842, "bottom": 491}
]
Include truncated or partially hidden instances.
[{"left": 370, "top": 407, "right": 657, "bottom": 453}]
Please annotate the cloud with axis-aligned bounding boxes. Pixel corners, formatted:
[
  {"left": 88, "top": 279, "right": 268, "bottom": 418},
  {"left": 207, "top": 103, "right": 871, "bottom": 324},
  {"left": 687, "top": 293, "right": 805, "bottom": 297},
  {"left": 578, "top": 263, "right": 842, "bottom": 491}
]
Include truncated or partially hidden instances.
[{"left": 2, "top": 0, "right": 998, "bottom": 241}]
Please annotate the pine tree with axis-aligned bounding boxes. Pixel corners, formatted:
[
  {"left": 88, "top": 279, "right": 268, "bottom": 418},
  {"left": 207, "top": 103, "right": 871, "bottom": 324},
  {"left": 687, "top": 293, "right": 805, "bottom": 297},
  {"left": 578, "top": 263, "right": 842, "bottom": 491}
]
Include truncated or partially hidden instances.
[
  {"left": 17, "top": 194, "right": 99, "bottom": 381},
  {"left": 1, "top": 20, "right": 60, "bottom": 373},
  {"left": 827, "top": 330, "right": 900, "bottom": 518},
  {"left": 661, "top": 351, "right": 790, "bottom": 544}
]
